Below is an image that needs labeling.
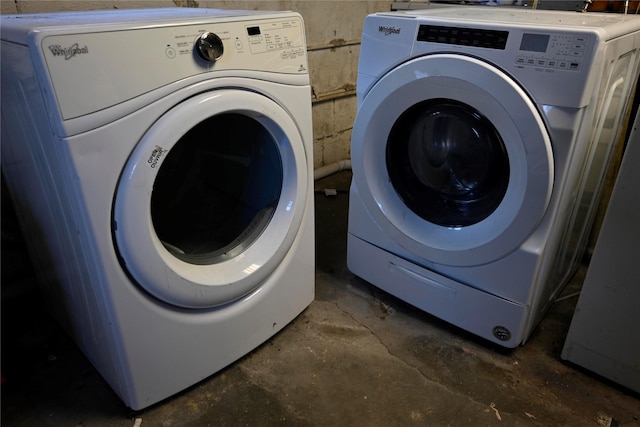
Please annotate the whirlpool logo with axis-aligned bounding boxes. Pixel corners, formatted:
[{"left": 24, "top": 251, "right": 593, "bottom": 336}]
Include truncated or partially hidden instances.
[
  {"left": 48, "top": 43, "right": 89, "bottom": 60},
  {"left": 378, "top": 25, "right": 401, "bottom": 36}
]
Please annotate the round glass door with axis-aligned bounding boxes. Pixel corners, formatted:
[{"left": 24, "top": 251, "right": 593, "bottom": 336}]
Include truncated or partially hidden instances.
[
  {"left": 150, "top": 113, "right": 282, "bottom": 265},
  {"left": 351, "top": 54, "right": 553, "bottom": 266},
  {"left": 113, "top": 89, "right": 308, "bottom": 308},
  {"left": 387, "top": 99, "right": 510, "bottom": 228}
]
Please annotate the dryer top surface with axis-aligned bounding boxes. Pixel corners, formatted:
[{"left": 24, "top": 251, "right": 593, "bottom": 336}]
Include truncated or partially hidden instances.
[
  {"left": 0, "top": 8, "right": 291, "bottom": 43},
  {"left": 1, "top": 7, "right": 309, "bottom": 131}
]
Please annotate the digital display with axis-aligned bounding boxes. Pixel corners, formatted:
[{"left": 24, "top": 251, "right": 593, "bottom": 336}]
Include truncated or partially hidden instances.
[
  {"left": 247, "top": 26, "right": 261, "bottom": 36},
  {"left": 520, "top": 33, "right": 550, "bottom": 53},
  {"left": 417, "top": 25, "right": 508, "bottom": 50}
]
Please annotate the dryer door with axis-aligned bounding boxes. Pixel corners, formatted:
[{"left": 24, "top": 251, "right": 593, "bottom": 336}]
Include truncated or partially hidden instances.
[
  {"left": 113, "top": 89, "right": 308, "bottom": 308},
  {"left": 352, "top": 54, "right": 554, "bottom": 267}
]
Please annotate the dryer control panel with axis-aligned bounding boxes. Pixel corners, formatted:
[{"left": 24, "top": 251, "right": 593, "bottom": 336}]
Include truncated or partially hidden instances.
[
  {"left": 246, "top": 20, "right": 305, "bottom": 54},
  {"left": 34, "top": 14, "right": 308, "bottom": 121}
]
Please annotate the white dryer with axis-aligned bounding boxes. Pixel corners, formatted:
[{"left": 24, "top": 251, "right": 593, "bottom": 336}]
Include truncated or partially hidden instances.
[
  {"left": 348, "top": 7, "right": 640, "bottom": 347},
  {"left": 1, "top": 8, "right": 314, "bottom": 409}
]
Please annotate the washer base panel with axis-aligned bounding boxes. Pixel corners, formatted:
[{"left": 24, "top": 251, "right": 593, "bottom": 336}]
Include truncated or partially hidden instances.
[{"left": 347, "top": 234, "right": 527, "bottom": 348}]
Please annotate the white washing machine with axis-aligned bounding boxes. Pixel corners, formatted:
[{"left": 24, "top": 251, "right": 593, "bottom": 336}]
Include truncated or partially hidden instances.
[
  {"left": 348, "top": 7, "right": 640, "bottom": 347},
  {"left": 1, "top": 8, "right": 314, "bottom": 409}
]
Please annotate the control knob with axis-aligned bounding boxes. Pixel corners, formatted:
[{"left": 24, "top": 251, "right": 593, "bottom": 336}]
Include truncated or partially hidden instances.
[{"left": 195, "top": 32, "right": 224, "bottom": 63}]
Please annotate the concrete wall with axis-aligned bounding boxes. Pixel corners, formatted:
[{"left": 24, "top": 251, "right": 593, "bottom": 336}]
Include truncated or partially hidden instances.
[{"left": 1, "top": 0, "right": 392, "bottom": 168}]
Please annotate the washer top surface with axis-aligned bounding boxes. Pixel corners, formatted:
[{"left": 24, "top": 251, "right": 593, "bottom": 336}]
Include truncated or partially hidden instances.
[{"left": 381, "top": 6, "right": 640, "bottom": 38}]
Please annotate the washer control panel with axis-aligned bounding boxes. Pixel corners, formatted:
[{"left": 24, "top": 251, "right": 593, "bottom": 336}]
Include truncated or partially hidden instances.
[
  {"left": 417, "top": 24, "right": 590, "bottom": 72},
  {"left": 417, "top": 25, "right": 508, "bottom": 50},
  {"left": 516, "top": 33, "right": 590, "bottom": 71}
]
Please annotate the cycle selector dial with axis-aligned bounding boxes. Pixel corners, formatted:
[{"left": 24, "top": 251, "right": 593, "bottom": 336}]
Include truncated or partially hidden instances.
[{"left": 195, "top": 32, "right": 224, "bottom": 63}]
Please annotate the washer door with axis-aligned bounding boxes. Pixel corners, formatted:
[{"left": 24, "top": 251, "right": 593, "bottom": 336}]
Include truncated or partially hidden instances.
[
  {"left": 352, "top": 54, "right": 554, "bottom": 266},
  {"left": 114, "top": 89, "right": 308, "bottom": 308}
]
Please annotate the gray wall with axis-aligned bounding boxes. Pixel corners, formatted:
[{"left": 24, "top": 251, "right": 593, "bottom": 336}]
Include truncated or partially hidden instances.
[{"left": 1, "top": 0, "right": 392, "bottom": 169}]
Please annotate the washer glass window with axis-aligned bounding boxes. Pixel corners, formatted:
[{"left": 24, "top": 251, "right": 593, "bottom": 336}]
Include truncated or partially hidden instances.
[
  {"left": 150, "top": 113, "right": 282, "bottom": 265},
  {"left": 386, "top": 99, "right": 510, "bottom": 227}
]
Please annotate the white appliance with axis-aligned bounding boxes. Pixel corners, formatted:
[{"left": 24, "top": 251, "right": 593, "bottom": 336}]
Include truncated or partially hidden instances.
[
  {"left": 1, "top": 8, "right": 314, "bottom": 409},
  {"left": 561, "top": 108, "right": 640, "bottom": 393},
  {"left": 348, "top": 7, "right": 640, "bottom": 347}
]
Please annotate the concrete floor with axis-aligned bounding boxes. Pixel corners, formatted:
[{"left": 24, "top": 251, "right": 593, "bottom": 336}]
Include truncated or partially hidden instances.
[{"left": 1, "top": 171, "right": 639, "bottom": 426}]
